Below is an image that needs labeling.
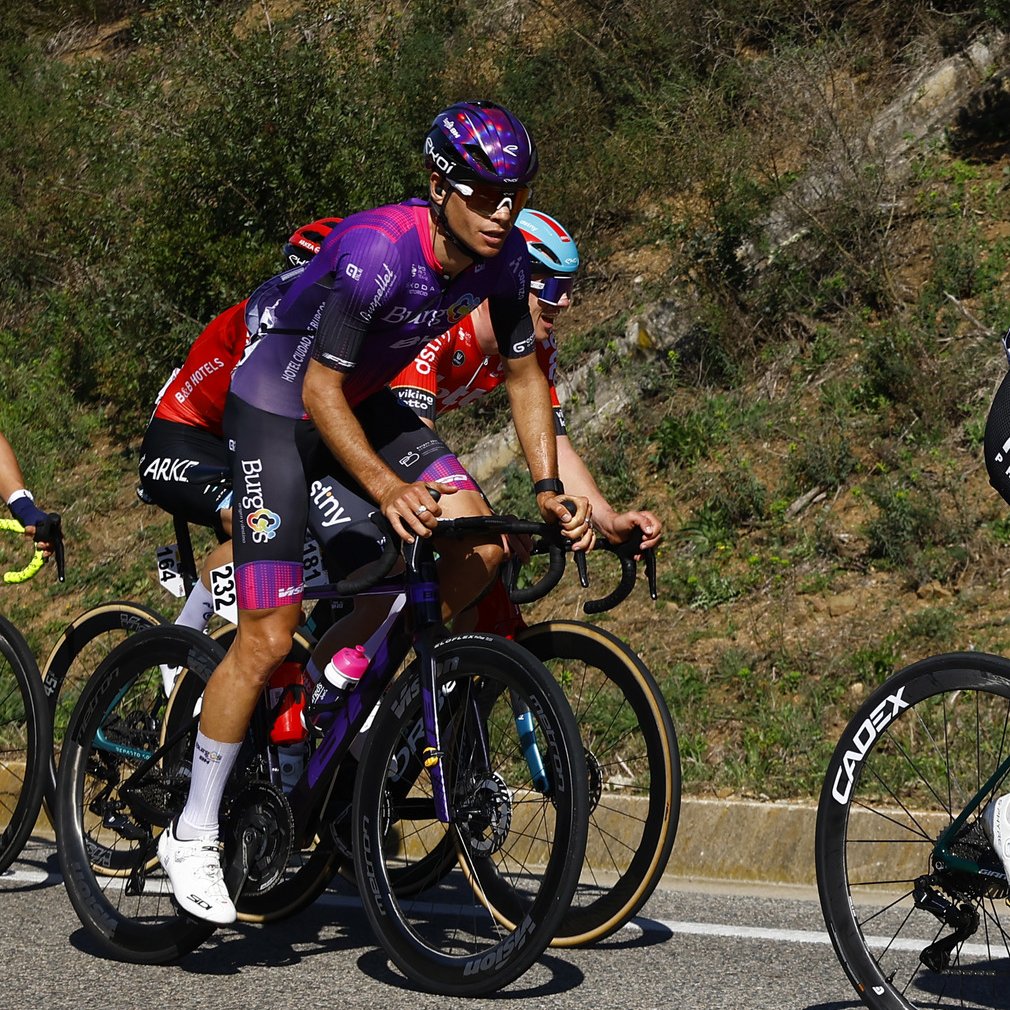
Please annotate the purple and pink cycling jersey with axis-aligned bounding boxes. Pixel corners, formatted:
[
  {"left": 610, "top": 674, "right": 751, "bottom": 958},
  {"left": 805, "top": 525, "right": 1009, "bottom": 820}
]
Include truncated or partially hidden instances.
[
  {"left": 228, "top": 198, "right": 536, "bottom": 610},
  {"left": 230, "top": 199, "right": 534, "bottom": 415}
]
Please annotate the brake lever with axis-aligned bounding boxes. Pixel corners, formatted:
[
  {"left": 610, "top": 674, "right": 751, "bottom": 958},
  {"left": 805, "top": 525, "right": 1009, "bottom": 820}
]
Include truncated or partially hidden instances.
[
  {"left": 559, "top": 499, "right": 590, "bottom": 589},
  {"left": 645, "top": 546, "right": 657, "bottom": 600},
  {"left": 37, "top": 513, "right": 65, "bottom": 582},
  {"left": 574, "top": 550, "right": 589, "bottom": 588}
]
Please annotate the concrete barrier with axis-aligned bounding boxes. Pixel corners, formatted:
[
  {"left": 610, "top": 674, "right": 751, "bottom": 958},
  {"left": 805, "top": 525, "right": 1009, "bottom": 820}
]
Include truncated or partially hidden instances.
[
  {"left": 666, "top": 798, "right": 818, "bottom": 886},
  {"left": 11, "top": 790, "right": 840, "bottom": 887}
]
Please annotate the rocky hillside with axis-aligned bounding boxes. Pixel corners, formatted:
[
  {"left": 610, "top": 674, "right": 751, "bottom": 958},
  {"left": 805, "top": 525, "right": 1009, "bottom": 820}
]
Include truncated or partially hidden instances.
[{"left": 6, "top": 2, "right": 1010, "bottom": 800}]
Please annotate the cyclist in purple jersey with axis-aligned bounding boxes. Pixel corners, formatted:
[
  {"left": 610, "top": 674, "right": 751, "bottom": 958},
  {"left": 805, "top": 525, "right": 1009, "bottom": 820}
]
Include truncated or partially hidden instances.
[
  {"left": 230, "top": 199, "right": 535, "bottom": 417},
  {"left": 159, "top": 100, "right": 595, "bottom": 924}
]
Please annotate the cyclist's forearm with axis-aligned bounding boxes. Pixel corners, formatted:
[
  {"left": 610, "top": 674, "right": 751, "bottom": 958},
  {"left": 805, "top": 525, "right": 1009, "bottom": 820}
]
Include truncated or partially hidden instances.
[
  {"left": 303, "top": 362, "right": 401, "bottom": 502},
  {"left": 0, "top": 432, "right": 29, "bottom": 503},
  {"left": 503, "top": 356, "right": 558, "bottom": 484},
  {"left": 557, "top": 435, "right": 619, "bottom": 529},
  {"left": 0, "top": 432, "right": 48, "bottom": 530}
]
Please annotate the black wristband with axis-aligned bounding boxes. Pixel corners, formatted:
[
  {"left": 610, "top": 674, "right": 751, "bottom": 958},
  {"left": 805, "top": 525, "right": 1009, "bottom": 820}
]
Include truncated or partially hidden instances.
[{"left": 533, "top": 478, "right": 565, "bottom": 495}]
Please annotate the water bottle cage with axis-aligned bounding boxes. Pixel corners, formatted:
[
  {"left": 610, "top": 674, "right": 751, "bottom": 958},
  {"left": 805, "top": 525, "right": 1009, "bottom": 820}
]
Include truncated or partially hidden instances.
[
  {"left": 303, "top": 691, "right": 350, "bottom": 740},
  {"left": 268, "top": 682, "right": 306, "bottom": 722}
]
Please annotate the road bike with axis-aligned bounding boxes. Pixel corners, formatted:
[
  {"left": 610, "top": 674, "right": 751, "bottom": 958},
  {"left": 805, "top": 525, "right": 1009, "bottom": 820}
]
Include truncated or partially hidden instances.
[
  {"left": 0, "top": 516, "right": 63, "bottom": 874},
  {"left": 203, "top": 519, "right": 679, "bottom": 946},
  {"left": 38, "top": 511, "right": 216, "bottom": 813},
  {"left": 55, "top": 511, "right": 591, "bottom": 995},
  {"left": 39, "top": 599, "right": 167, "bottom": 814},
  {"left": 67, "top": 493, "right": 680, "bottom": 947},
  {"left": 816, "top": 650, "right": 1010, "bottom": 1009},
  {"left": 463, "top": 541, "right": 679, "bottom": 947}
]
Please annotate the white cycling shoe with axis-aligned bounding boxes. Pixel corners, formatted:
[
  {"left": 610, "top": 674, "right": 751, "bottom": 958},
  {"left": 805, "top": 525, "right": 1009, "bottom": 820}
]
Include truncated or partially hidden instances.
[
  {"left": 982, "top": 794, "right": 1010, "bottom": 883},
  {"left": 157, "top": 821, "right": 237, "bottom": 925}
]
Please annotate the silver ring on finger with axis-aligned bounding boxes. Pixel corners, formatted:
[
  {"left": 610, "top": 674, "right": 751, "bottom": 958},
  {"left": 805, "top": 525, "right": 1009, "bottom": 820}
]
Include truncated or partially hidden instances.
[{"left": 415, "top": 505, "right": 428, "bottom": 515}]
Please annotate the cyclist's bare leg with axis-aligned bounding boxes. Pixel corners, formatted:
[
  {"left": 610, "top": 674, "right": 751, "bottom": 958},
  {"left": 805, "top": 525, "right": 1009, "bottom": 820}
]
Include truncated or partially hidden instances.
[
  {"left": 430, "top": 488, "right": 503, "bottom": 619},
  {"left": 199, "top": 602, "right": 303, "bottom": 742},
  {"left": 164, "top": 601, "right": 302, "bottom": 921},
  {"left": 197, "top": 538, "right": 233, "bottom": 591}
]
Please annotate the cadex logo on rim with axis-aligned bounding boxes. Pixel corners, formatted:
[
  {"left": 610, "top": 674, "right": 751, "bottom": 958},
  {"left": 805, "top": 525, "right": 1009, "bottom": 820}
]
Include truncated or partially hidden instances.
[
  {"left": 831, "top": 686, "right": 909, "bottom": 804},
  {"left": 247, "top": 507, "right": 281, "bottom": 542}
]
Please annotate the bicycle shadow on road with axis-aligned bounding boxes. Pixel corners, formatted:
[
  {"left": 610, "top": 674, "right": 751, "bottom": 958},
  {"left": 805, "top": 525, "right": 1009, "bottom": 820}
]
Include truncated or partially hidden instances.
[
  {"left": 908, "top": 963, "right": 1010, "bottom": 1009},
  {"left": 583, "top": 913, "right": 674, "bottom": 950},
  {"left": 0, "top": 841, "right": 61, "bottom": 894},
  {"left": 802, "top": 961, "right": 1010, "bottom": 1010},
  {"left": 66, "top": 898, "right": 367, "bottom": 974},
  {"left": 355, "top": 945, "right": 586, "bottom": 997}
]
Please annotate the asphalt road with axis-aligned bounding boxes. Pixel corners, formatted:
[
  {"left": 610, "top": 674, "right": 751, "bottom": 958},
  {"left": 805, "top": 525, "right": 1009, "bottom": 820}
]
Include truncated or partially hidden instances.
[{"left": 1, "top": 837, "right": 862, "bottom": 1010}]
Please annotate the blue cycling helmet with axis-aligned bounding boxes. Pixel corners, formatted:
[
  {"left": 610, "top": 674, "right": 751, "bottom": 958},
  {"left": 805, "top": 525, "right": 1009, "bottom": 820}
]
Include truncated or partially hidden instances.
[
  {"left": 424, "top": 100, "right": 539, "bottom": 188},
  {"left": 516, "top": 208, "right": 579, "bottom": 307},
  {"left": 515, "top": 209, "right": 580, "bottom": 276}
]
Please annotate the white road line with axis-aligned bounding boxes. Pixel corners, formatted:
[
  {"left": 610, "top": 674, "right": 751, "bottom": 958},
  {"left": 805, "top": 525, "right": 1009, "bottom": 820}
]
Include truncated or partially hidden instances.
[
  {"left": 636, "top": 917, "right": 996, "bottom": 959},
  {"left": 1, "top": 863, "right": 998, "bottom": 961}
]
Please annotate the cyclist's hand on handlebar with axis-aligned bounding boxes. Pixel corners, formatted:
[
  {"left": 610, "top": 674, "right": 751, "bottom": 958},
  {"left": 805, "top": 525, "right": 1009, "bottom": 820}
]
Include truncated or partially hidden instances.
[
  {"left": 380, "top": 480, "right": 457, "bottom": 543},
  {"left": 33, "top": 513, "right": 63, "bottom": 561},
  {"left": 11, "top": 498, "right": 62, "bottom": 562},
  {"left": 537, "top": 492, "right": 595, "bottom": 552},
  {"left": 603, "top": 509, "right": 663, "bottom": 557}
]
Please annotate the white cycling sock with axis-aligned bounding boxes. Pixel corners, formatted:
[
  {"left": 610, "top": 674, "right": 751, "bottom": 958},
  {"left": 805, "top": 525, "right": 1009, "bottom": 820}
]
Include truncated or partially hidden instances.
[
  {"left": 175, "top": 730, "right": 241, "bottom": 841},
  {"left": 160, "top": 583, "right": 216, "bottom": 696},
  {"left": 175, "top": 581, "right": 215, "bottom": 632}
]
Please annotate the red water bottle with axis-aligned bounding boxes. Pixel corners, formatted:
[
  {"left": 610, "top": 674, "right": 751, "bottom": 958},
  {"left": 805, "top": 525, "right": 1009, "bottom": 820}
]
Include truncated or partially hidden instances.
[
  {"left": 310, "top": 645, "right": 369, "bottom": 730},
  {"left": 268, "top": 661, "right": 309, "bottom": 744}
]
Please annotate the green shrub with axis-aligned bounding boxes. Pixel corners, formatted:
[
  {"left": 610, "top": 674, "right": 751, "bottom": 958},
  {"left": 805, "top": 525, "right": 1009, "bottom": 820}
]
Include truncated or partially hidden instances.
[
  {"left": 864, "top": 483, "right": 935, "bottom": 565},
  {"left": 785, "top": 422, "right": 856, "bottom": 492}
]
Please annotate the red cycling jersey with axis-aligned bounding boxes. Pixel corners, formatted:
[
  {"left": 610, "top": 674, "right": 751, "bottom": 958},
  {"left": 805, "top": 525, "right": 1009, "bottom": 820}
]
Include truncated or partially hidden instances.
[
  {"left": 390, "top": 304, "right": 566, "bottom": 435},
  {"left": 153, "top": 299, "right": 248, "bottom": 437}
]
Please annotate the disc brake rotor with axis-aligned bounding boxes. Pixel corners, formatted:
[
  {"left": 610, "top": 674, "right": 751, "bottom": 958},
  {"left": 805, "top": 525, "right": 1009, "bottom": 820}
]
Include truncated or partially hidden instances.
[{"left": 460, "top": 771, "right": 512, "bottom": 856}]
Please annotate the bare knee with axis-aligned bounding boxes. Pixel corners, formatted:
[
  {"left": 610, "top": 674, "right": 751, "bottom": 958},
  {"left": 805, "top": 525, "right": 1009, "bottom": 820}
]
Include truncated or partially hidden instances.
[
  {"left": 474, "top": 538, "right": 505, "bottom": 579},
  {"left": 229, "top": 612, "right": 299, "bottom": 688}
]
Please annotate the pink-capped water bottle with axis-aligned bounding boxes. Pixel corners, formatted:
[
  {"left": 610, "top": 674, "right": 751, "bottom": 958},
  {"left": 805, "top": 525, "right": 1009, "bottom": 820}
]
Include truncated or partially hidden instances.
[{"left": 309, "top": 644, "right": 369, "bottom": 731}]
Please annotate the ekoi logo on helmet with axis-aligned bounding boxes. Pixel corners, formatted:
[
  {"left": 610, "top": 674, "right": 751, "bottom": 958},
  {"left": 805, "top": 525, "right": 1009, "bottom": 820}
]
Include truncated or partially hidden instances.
[{"left": 247, "top": 507, "right": 282, "bottom": 542}]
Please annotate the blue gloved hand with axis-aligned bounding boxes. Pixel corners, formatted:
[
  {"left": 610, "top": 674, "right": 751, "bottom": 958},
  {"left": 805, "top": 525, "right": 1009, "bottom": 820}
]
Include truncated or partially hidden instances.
[{"left": 9, "top": 493, "right": 48, "bottom": 530}]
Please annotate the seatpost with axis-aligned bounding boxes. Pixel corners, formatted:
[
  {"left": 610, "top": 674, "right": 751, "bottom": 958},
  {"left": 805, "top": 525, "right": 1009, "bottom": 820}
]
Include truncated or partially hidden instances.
[{"left": 172, "top": 514, "right": 198, "bottom": 596}]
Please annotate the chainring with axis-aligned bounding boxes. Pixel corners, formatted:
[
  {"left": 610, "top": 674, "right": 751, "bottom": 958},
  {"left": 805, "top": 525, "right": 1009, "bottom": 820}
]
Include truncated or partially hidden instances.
[{"left": 222, "top": 779, "right": 294, "bottom": 896}]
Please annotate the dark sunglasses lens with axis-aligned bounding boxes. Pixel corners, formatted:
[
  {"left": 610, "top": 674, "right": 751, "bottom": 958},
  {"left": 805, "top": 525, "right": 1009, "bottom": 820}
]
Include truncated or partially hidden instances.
[{"left": 537, "top": 276, "right": 573, "bottom": 305}]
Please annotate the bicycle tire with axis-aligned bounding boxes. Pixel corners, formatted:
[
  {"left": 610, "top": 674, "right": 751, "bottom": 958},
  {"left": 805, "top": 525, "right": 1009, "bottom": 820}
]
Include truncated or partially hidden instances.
[
  {"left": 165, "top": 624, "right": 345, "bottom": 924},
  {"left": 41, "top": 600, "right": 166, "bottom": 814},
  {"left": 56, "top": 625, "right": 224, "bottom": 963},
  {"left": 352, "top": 632, "right": 589, "bottom": 996},
  {"left": 0, "top": 614, "right": 50, "bottom": 874},
  {"left": 816, "top": 651, "right": 1010, "bottom": 1009},
  {"left": 516, "top": 620, "right": 680, "bottom": 945},
  {"left": 256, "top": 621, "right": 684, "bottom": 941}
]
